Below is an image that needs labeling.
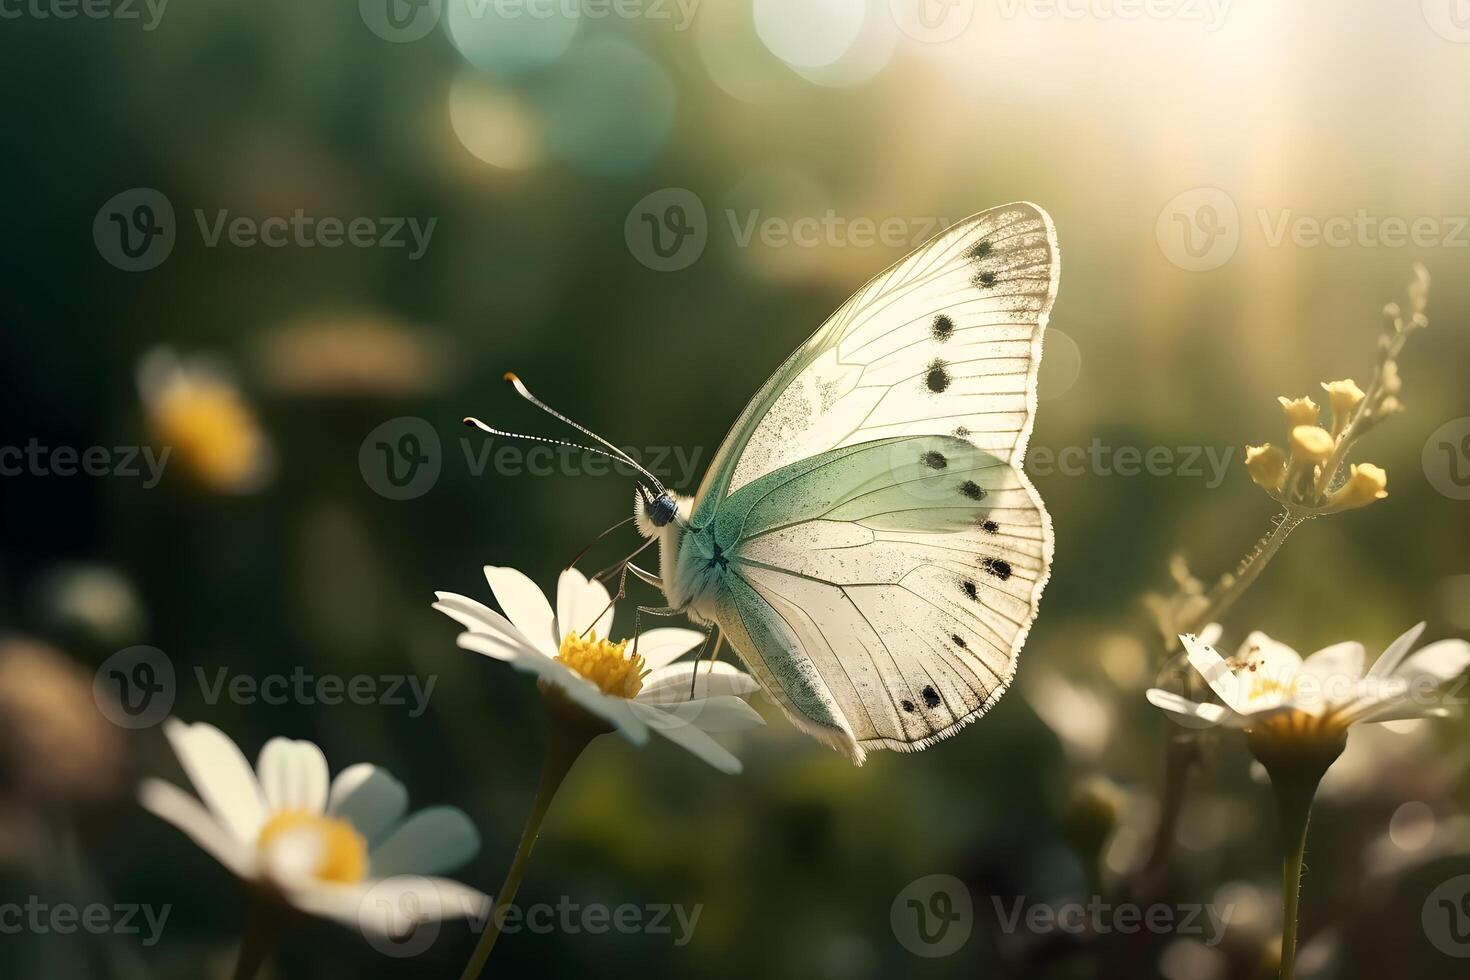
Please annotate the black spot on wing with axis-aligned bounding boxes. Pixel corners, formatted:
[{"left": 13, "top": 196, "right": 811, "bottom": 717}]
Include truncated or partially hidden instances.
[
  {"left": 921, "top": 686, "right": 942, "bottom": 709},
  {"left": 962, "top": 579, "right": 978, "bottom": 601},
  {"left": 925, "top": 359, "right": 951, "bottom": 393},
  {"left": 951, "top": 633, "right": 967, "bottom": 649},
  {"left": 982, "top": 557, "right": 1012, "bottom": 581},
  {"left": 979, "top": 519, "right": 1000, "bottom": 534},
  {"left": 974, "top": 270, "right": 998, "bottom": 289},
  {"left": 901, "top": 699, "right": 916, "bottom": 713},
  {"left": 967, "top": 240, "right": 993, "bottom": 260},
  {"left": 953, "top": 426, "right": 971, "bottom": 438},
  {"left": 921, "top": 450, "right": 947, "bottom": 470},
  {"left": 931, "top": 314, "right": 955, "bottom": 342},
  {"left": 959, "top": 480, "right": 986, "bottom": 500}
]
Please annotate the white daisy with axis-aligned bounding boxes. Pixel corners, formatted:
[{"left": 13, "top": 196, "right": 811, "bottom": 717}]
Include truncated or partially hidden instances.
[
  {"left": 433, "top": 566, "right": 764, "bottom": 774},
  {"left": 139, "top": 720, "right": 486, "bottom": 935},
  {"left": 1147, "top": 622, "right": 1470, "bottom": 740}
]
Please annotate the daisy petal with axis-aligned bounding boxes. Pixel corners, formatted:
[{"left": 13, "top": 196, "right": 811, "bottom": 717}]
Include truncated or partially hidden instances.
[
  {"left": 632, "top": 705, "right": 744, "bottom": 773},
  {"left": 328, "top": 764, "right": 409, "bottom": 848},
  {"left": 638, "top": 662, "right": 760, "bottom": 704},
  {"left": 139, "top": 778, "right": 256, "bottom": 878},
  {"left": 555, "top": 568, "right": 614, "bottom": 643},
  {"left": 257, "top": 738, "right": 330, "bottom": 815},
  {"left": 162, "top": 719, "right": 268, "bottom": 843},
  {"left": 1145, "top": 688, "right": 1231, "bottom": 727},
  {"left": 1292, "top": 642, "right": 1365, "bottom": 714},
  {"left": 369, "top": 806, "right": 480, "bottom": 878},
  {"left": 633, "top": 628, "right": 709, "bottom": 671},
  {"left": 1367, "top": 621, "right": 1428, "bottom": 677},
  {"left": 1178, "top": 634, "right": 1244, "bottom": 711},
  {"left": 483, "top": 566, "right": 557, "bottom": 655},
  {"left": 289, "top": 876, "right": 489, "bottom": 933},
  {"left": 432, "top": 592, "right": 527, "bottom": 647},
  {"left": 638, "top": 695, "right": 766, "bottom": 734},
  {"left": 1358, "top": 700, "right": 1452, "bottom": 724},
  {"left": 454, "top": 633, "right": 650, "bottom": 743},
  {"left": 1240, "top": 631, "right": 1302, "bottom": 677},
  {"left": 1394, "top": 639, "right": 1470, "bottom": 685}
]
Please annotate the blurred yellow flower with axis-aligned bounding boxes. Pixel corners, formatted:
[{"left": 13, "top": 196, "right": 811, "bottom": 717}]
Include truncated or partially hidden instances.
[{"left": 138, "top": 348, "right": 273, "bottom": 493}]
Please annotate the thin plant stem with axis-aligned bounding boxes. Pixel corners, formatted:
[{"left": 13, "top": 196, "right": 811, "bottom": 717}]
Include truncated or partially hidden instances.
[
  {"left": 458, "top": 708, "right": 600, "bottom": 980},
  {"left": 1184, "top": 510, "right": 1305, "bottom": 636},
  {"left": 232, "top": 893, "right": 285, "bottom": 980}
]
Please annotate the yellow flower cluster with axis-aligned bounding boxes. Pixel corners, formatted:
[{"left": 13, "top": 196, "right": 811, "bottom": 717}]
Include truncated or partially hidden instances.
[{"left": 1246, "top": 388, "right": 1386, "bottom": 512}]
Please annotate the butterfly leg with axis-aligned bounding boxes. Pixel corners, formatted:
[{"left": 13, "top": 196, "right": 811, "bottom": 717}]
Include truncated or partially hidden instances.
[
  {"left": 687, "top": 627, "right": 722, "bottom": 700},
  {"left": 630, "top": 604, "right": 683, "bottom": 659},
  {"left": 581, "top": 561, "right": 631, "bottom": 639}
]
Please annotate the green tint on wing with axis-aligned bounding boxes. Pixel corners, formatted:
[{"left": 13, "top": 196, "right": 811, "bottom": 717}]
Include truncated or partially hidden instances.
[{"left": 702, "top": 435, "right": 1050, "bottom": 763}]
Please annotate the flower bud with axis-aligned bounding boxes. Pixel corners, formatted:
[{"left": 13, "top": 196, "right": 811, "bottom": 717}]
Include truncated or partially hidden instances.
[
  {"left": 1289, "top": 425, "right": 1334, "bottom": 464},
  {"left": 1320, "top": 379, "right": 1365, "bottom": 436},
  {"left": 1278, "top": 396, "right": 1320, "bottom": 432},
  {"left": 1245, "top": 444, "right": 1287, "bottom": 491},
  {"left": 1327, "top": 463, "right": 1387, "bottom": 511}
]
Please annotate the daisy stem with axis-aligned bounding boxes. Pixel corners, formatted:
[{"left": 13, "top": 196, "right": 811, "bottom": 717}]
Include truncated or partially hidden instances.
[
  {"left": 1249, "top": 731, "right": 1343, "bottom": 980},
  {"left": 459, "top": 710, "right": 599, "bottom": 980},
  {"left": 232, "top": 892, "right": 285, "bottom": 980},
  {"left": 1276, "top": 788, "right": 1312, "bottom": 980}
]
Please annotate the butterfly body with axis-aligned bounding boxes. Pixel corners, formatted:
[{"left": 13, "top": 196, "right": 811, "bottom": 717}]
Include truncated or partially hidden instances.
[{"left": 632, "top": 203, "right": 1059, "bottom": 764}]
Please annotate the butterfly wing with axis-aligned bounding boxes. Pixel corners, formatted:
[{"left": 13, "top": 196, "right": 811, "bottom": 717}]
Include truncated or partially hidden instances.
[
  {"left": 692, "top": 202, "right": 1057, "bottom": 520},
  {"left": 684, "top": 203, "right": 1058, "bottom": 763}
]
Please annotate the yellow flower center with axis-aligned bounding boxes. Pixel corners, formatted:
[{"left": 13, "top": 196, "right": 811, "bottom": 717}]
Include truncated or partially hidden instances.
[
  {"left": 556, "top": 631, "right": 646, "bottom": 698},
  {"left": 256, "top": 810, "right": 368, "bottom": 884},
  {"left": 1247, "top": 676, "right": 1297, "bottom": 701}
]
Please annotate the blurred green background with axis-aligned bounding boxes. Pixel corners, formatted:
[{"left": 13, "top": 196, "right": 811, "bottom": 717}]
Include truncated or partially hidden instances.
[{"left": 2, "top": 1, "right": 1469, "bottom": 977}]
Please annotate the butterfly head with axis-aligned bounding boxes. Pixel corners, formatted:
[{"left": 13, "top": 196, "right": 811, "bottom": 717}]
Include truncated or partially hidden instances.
[{"left": 634, "top": 484, "right": 682, "bottom": 536}]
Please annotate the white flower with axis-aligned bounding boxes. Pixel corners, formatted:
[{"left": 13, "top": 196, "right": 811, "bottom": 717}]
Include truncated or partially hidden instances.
[
  {"left": 140, "top": 720, "right": 486, "bottom": 936},
  {"left": 1147, "top": 623, "right": 1470, "bottom": 738},
  {"left": 433, "top": 566, "right": 764, "bottom": 773}
]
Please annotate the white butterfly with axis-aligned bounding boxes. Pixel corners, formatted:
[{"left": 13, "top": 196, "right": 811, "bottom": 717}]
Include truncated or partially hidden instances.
[{"left": 475, "top": 203, "right": 1058, "bottom": 764}]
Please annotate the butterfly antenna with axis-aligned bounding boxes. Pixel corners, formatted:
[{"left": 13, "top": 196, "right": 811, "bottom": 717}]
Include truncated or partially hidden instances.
[
  {"left": 462, "top": 417, "right": 635, "bottom": 470},
  {"left": 566, "top": 514, "right": 635, "bottom": 570},
  {"left": 503, "top": 372, "right": 669, "bottom": 495}
]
